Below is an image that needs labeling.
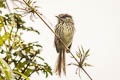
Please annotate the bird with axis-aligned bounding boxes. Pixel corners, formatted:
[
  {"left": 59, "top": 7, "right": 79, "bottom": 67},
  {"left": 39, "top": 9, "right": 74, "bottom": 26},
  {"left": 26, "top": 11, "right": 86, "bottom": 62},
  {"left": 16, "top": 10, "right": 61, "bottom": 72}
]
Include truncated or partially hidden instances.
[{"left": 54, "top": 14, "right": 75, "bottom": 76}]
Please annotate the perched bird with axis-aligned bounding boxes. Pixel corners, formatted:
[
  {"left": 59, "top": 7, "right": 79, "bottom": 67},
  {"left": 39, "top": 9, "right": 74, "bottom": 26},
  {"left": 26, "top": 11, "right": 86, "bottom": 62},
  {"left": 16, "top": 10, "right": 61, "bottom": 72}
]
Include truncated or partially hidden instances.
[{"left": 54, "top": 14, "right": 75, "bottom": 76}]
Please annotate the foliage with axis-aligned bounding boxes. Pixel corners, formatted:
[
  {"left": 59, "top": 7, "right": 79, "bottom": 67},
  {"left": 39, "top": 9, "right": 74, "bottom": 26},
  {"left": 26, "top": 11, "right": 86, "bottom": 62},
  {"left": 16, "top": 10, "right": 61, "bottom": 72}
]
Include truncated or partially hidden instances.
[
  {"left": 0, "top": 3, "right": 52, "bottom": 80},
  {"left": 13, "top": 71, "right": 30, "bottom": 80},
  {"left": 0, "top": 0, "right": 6, "bottom": 8},
  {"left": 0, "top": 58, "right": 14, "bottom": 80},
  {"left": 68, "top": 46, "right": 92, "bottom": 78}
]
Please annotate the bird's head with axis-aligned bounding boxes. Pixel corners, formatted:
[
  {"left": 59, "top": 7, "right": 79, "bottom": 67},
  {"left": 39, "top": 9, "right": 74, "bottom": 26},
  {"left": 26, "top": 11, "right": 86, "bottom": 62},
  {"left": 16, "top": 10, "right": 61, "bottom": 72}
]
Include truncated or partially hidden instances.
[{"left": 56, "top": 14, "right": 73, "bottom": 23}]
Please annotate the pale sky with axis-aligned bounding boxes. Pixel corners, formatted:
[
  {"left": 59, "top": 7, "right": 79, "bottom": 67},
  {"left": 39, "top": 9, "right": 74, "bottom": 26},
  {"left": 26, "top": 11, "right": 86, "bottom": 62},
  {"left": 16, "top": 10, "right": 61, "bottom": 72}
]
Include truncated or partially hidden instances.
[{"left": 8, "top": 0, "right": 120, "bottom": 80}]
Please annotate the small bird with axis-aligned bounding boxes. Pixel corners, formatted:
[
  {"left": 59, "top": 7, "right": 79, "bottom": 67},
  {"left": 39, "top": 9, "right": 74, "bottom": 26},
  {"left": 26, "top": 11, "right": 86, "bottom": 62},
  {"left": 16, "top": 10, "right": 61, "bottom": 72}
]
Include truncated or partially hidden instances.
[{"left": 54, "top": 14, "right": 75, "bottom": 76}]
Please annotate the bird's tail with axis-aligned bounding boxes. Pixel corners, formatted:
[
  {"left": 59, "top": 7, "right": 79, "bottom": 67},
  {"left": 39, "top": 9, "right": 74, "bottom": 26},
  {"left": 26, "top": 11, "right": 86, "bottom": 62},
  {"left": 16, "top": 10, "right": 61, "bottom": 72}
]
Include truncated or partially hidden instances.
[{"left": 55, "top": 50, "right": 66, "bottom": 76}]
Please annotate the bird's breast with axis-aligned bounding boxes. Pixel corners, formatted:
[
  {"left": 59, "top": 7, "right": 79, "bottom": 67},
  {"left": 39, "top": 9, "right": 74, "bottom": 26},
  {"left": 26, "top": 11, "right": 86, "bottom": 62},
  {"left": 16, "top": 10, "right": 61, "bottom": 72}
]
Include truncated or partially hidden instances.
[{"left": 61, "top": 24, "right": 74, "bottom": 47}]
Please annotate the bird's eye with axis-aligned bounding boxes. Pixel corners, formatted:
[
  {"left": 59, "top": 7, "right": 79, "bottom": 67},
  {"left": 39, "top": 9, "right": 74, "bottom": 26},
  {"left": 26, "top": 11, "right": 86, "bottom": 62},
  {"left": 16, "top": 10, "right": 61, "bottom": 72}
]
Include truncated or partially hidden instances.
[{"left": 60, "top": 16, "right": 66, "bottom": 18}]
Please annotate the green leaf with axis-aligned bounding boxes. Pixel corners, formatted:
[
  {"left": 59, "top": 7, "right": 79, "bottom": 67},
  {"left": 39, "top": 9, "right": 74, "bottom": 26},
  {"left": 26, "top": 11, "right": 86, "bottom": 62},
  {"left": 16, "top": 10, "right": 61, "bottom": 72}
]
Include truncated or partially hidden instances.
[
  {"left": 0, "top": 0, "right": 6, "bottom": 8},
  {"left": 76, "top": 53, "right": 80, "bottom": 58},
  {"left": 25, "top": 48, "right": 30, "bottom": 53},
  {"left": 27, "top": 0, "right": 32, "bottom": 4},
  {"left": 0, "top": 16, "right": 4, "bottom": 31},
  {"left": 34, "top": 44, "right": 42, "bottom": 47},
  {"left": 0, "top": 58, "right": 12, "bottom": 80},
  {"left": 0, "top": 36, "right": 4, "bottom": 46},
  {"left": 0, "top": 10, "right": 2, "bottom": 14},
  {"left": 84, "top": 63, "right": 92, "bottom": 67},
  {"left": 85, "top": 49, "right": 90, "bottom": 57},
  {"left": 13, "top": 71, "right": 30, "bottom": 80},
  {"left": 36, "top": 56, "right": 44, "bottom": 61},
  {"left": 24, "top": 68, "right": 33, "bottom": 76},
  {"left": 17, "top": 62, "right": 27, "bottom": 70},
  {"left": 2, "top": 32, "right": 9, "bottom": 41},
  {"left": 21, "top": 27, "right": 40, "bottom": 35},
  {"left": 81, "top": 45, "right": 85, "bottom": 54}
]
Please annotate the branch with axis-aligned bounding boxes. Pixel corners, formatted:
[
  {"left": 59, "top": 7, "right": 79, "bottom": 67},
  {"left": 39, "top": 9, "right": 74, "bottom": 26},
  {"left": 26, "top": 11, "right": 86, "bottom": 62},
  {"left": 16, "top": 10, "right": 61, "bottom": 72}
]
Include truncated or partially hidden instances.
[
  {"left": 17, "top": 52, "right": 37, "bottom": 80},
  {"left": 5, "top": 0, "right": 11, "bottom": 13},
  {"left": 81, "top": 67, "right": 93, "bottom": 80},
  {"left": 22, "top": 0, "right": 92, "bottom": 80}
]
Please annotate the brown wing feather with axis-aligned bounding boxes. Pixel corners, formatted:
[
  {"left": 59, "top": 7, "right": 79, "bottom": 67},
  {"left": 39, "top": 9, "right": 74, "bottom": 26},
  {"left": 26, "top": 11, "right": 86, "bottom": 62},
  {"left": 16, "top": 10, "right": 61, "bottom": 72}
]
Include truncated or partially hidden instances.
[
  {"left": 66, "top": 43, "right": 72, "bottom": 53},
  {"left": 54, "top": 38, "right": 60, "bottom": 53}
]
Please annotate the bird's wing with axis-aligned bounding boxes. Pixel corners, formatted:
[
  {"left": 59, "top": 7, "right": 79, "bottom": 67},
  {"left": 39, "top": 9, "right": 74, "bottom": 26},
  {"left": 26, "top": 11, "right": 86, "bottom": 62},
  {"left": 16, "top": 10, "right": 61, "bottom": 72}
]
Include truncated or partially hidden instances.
[{"left": 66, "top": 43, "right": 72, "bottom": 53}]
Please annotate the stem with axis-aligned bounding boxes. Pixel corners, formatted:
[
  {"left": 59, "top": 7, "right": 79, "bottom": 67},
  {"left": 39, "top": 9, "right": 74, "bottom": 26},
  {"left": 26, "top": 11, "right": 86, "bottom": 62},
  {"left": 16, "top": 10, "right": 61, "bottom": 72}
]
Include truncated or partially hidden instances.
[
  {"left": 17, "top": 63, "right": 30, "bottom": 80},
  {"left": 9, "top": 26, "right": 14, "bottom": 51},
  {"left": 18, "top": 52, "right": 37, "bottom": 80},
  {"left": 17, "top": 59, "right": 31, "bottom": 80},
  {"left": 5, "top": 0, "right": 11, "bottom": 13},
  {"left": 81, "top": 67, "right": 92, "bottom": 80}
]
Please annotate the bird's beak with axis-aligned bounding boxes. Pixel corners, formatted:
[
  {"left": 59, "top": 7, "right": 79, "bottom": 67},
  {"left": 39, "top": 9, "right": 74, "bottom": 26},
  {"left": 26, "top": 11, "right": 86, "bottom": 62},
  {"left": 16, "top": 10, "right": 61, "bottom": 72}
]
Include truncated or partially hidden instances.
[
  {"left": 56, "top": 16, "right": 60, "bottom": 19},
  {"left": 56, "top": 16, "right": 63, "bottom": 21}
]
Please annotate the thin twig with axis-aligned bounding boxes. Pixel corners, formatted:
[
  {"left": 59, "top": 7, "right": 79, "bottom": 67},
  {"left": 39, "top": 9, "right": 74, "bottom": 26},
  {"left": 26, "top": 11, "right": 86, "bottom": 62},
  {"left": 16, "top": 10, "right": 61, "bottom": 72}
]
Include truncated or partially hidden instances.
[
  {"left": 5, "top": 0, "right": 11, "bottom": 13},
  {"left": 18, "top": 52, "right": 37, "bottom": 80},
  {"left": 22, "top": 0, "right": 92, "bottom": 80},
  {"left": 81, "top": 67, "right": 93, "bottom": 80}
]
